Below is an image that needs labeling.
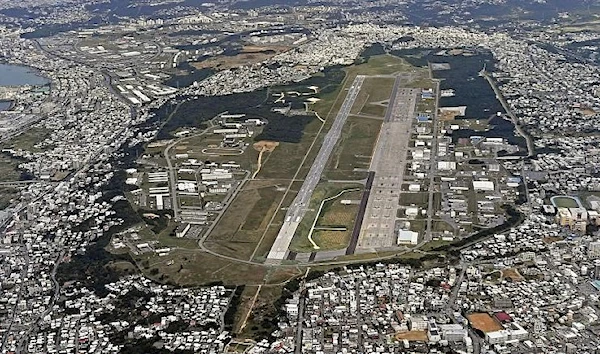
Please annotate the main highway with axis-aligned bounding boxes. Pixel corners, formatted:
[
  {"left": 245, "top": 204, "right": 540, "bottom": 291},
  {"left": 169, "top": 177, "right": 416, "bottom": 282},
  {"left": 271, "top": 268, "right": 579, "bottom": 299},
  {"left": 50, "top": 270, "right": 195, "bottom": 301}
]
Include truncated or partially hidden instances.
[{"left": 266, "top": 75, "right": 366, "bottom": 261}]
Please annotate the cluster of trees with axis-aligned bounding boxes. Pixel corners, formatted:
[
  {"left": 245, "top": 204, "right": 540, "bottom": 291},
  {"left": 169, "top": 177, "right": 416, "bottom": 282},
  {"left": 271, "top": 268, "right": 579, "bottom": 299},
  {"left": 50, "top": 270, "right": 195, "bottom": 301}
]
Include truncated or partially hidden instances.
[
  {"left": 155, "top": 90, "right": 267, "bottom": 139},
  {"left": 354, "top": 43, "right": 387, "bottom": 64},
  {"left": 163, "top": 63, "right": 214, "bottom": 88},
  {"left": 56, "top": 139, "right": 145, "bottom": 295},
  {"left": 224, "top": 286, "right": 245, "bottom": 332}
]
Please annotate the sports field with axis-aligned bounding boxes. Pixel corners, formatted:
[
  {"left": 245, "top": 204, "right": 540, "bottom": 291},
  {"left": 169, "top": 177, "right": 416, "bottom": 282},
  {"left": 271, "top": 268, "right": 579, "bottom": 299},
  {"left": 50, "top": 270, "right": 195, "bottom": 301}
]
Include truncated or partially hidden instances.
[
  {"left": 550, "top": 195, "right": 581, "bottom": 208},
  {"left": 467, "top": 313, "right": 503, "bottom": 333}
]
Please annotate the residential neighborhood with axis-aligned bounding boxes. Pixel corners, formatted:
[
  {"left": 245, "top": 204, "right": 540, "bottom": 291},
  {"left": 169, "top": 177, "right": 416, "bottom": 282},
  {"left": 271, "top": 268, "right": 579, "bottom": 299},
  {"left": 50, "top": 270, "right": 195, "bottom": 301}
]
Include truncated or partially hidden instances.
[{"left": 1, "top": 0, "right": 600, "bottom": 352}]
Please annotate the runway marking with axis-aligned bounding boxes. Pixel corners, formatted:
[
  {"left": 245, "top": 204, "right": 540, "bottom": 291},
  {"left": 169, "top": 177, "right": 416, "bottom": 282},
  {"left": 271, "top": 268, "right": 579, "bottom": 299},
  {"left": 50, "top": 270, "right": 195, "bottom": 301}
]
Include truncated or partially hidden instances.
[{"left": 266, "top": 76, "right": 366, "bottom": 261}]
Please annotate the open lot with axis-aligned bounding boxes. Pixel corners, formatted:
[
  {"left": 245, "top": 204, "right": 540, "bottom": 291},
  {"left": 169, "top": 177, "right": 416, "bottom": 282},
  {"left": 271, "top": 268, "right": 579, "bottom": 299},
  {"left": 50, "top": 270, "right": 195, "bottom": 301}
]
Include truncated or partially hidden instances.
[
  {"left": 395, "top": 331, "right": 428, "bottom": 342},
  {"left": 501, "top": 268, "right": 524, "bottom": 281},
  {"left": 205, "top": 179, "right": 287, "bottom": 260},
  {"left": 323, "top": 116, "right": 382, "bottom": 181},
  {"left": 2, "top": 127, "right": 50, "bottom": 152},
  {"left": 468, "top": 313, "right": 503, "bottom": 333},
  {"left": 289, "top": 183, "right": 363, "bottom": 253},
  {"left": 191, "top": 45, "right": 291, "bottom": 71}
]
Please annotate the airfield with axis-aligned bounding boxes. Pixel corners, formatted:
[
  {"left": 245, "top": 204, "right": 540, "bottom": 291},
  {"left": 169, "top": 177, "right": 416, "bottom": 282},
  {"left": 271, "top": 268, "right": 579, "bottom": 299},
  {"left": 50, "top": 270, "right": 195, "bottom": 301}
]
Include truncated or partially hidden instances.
[{"left": 115, "top": 51, "right": 526, "bottom": 337}]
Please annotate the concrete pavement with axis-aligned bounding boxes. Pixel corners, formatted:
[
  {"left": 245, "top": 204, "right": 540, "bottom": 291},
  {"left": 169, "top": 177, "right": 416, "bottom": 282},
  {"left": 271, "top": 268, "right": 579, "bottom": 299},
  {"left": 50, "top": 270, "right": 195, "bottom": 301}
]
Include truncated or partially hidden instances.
[{"left": 266, "top": 75, "right": 366, "bottom": 262}]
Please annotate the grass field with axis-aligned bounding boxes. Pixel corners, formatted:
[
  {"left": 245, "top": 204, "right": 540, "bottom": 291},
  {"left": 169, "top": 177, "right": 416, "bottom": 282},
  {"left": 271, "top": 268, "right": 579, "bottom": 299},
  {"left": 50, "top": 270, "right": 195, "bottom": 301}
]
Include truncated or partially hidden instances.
[
  {"left": 400, "top": 192, "right": 429, "bottom": 207},
  {"left": 129, "top": 217, "right": 303, "bottom": 286},
  {"left": 234, "top": 284, "right": 287, "bottom": 338},
  {"left": 205, "top": 179, "right": 287, "bottom": 260},
  {"left": 0, "top": 127, "right": 52, "bottom": 181},
  {"left": 550, "top": 195, "right": 581, "bottom": 208},
  {"left": 179, "top": 195, "right": 204, "bottom": 208},
  {"left": 289, "top": 183, "right": 363, "bottom": 253},
  {"left": 0, "top": 186, "right": 20, "bottom": 210},
  {"left": 323, "top": 116, "right": 382, "bottom": 181},
  {"left": 257, "top": 122, "right": 321, "bottom": 180},
  {"left": 310, "top": 188, "right": 363, "bottom": 250},
  {"left": 432, "top": 220, "right": 456, "bottom": 235},
  {"left": 420, "top": 239, "right": 452, "bottom": 252},
  {"left": 1, "top": 127, "right": 50, "bottom": 152},
  {"left": 138, "top": 249, "right": 277, "bottom": 286},
  {"left": 314, "top": 250, "right": 403, "bottom": 264},
  {"left": 0, "top": 155, "right": 22, "bottom": 182},
  {"left": 407, "top": 220, "right": 427, "bottom": 236},
  {"left": 350, "top": 76, "right": 396, "bottom": 117}
]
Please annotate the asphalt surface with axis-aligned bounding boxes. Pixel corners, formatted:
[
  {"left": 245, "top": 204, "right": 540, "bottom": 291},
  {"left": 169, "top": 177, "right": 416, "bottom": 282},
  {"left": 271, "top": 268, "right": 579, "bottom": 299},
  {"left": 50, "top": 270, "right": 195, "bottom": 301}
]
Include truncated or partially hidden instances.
[
  {"left": 358, "top": 79, "right": 418, "bottom": 251},
  {"left": 266, "top": 75, "right": 366, "bottom": 261},
  {"left": 425, "top": 79, "right": 441, "bottom": 242},
  {"left": 346, "top": 171, "right": 375, "bottom": 255}
]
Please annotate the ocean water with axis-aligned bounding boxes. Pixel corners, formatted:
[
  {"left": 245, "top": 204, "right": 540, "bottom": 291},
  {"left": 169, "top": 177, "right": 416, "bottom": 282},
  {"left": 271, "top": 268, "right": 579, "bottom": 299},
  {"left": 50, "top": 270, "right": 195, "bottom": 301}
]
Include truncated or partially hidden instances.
[{"left": 0, "top": 63, "right": 49, "bottom": 86}]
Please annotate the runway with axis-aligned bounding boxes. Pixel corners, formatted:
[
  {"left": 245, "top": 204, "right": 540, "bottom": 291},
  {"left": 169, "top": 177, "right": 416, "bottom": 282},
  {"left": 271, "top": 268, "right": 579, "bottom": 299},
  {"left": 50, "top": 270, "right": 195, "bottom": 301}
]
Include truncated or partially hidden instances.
[{"left": 266, "top": 75, "right": 366, "bottom": 261}]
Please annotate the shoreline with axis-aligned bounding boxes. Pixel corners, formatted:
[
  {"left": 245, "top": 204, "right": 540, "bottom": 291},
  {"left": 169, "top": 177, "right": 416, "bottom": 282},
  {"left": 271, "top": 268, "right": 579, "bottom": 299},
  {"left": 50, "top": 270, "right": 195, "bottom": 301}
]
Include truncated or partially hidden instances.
[
  {"left": 0, "top": 100, "right": 15, "bottom": 112},
  {"left": 0, "top": 62, "right": 50, "bottom": 87}
]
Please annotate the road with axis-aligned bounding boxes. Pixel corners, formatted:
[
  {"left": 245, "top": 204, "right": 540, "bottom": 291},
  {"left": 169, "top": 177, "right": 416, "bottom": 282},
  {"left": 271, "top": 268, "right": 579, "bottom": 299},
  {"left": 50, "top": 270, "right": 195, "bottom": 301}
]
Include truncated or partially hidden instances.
[
  {"left": 266, "top": 75, "right": 366, "bottom": 261},
  {"left": 162, "top": 107, "right": 190, "bottom": 221},
  {"left": 444, "top": 258, "right": 482, "bottom": 354},
  {"left": 0, "top": 180, "right": 45, "bottom": 187},
  {"left": 16, "top": 251, "right": 64, "bottom": 352},
  {"left": 1, "top": 241, "right": 29, "bottom": 350},
  {"left": 4, "top": 39, "right": 138, "bottom": 351},
  {"left": 293, "top": 268, "right": 310, "bottom": 354},
  {"left": 425, "top": 78, "right": 441, "bottom": 242}
]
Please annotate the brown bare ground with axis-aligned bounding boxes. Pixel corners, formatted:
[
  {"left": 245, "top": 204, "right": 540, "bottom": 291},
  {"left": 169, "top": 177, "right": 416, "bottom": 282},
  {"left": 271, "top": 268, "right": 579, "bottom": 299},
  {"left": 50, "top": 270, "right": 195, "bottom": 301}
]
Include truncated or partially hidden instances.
[
  {"left": 467, "top": 313, "right": 503, "bottom": 333},
  {"left": 501, "top": 268, "right": 524, "bottom": 281},
  {"left": 580, "top": 108, "right": 596, "bottom": 116},
  {"left": 439, "top": 108, "right": 463, "bottom": 121},
  {"left": 395, "top": 331, "right": 428, "bottom": 341},
  {"left": 253, "top": 141, "right": 279, "bottom": 152},
  {"left": 543, "top": 236, "right": 563, "bottom": 244},
  {"left": 191, "top": 46, "right": 290, "bottom": 71}
]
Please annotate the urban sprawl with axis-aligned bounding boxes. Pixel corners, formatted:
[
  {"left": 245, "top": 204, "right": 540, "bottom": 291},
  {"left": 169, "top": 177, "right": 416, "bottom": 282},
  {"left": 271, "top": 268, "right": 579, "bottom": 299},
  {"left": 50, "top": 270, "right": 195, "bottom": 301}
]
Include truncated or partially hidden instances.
[{"left": 1, "top": 0, "right": 600, "bottom": 353}]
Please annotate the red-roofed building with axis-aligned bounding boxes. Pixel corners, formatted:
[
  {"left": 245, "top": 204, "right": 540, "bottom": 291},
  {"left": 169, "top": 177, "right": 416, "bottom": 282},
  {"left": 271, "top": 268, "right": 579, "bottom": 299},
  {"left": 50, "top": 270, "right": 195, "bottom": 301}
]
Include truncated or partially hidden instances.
[{"left": 494, "top": 312, "right": 512, "bottom": 323}]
